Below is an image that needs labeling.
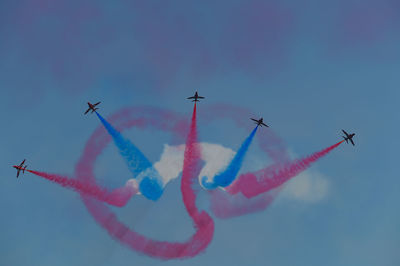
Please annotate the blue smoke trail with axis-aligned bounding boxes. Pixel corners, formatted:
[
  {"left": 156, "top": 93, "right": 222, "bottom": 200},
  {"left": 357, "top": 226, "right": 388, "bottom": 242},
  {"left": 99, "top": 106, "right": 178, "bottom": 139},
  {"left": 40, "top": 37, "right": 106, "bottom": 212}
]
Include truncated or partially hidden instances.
[
  {"left": 201, "top": 126, "right": 258, "bottom": 189},
  {"left": 95, "top": 112, "right": 163, "bottom": 200}
]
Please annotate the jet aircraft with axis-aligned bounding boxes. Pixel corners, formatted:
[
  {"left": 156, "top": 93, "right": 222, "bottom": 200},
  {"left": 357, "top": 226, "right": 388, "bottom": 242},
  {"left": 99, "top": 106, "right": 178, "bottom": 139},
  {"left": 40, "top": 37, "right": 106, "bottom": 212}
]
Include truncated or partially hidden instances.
[
  {"left": 342, "top": 129, "right": 356, "bottom": 146},
  {"left": 187, "top": 91, "right": 204, "bottom": 102},
  {"left": 13, "top": 159, "right": 27, "bottom": 178},
  {"left": 251, "top": 117, "right": 269, "bottom": 127},
  {"left": 84, "top": 102, "right": 101, "bottom": 115}
]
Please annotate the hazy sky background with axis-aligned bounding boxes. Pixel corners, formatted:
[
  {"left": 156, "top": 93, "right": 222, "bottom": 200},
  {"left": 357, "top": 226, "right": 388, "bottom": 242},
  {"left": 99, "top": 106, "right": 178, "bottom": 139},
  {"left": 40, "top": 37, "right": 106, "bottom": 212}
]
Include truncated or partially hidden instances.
[{"left": 0, "top": 1, "right": 399, "bottom": 265}]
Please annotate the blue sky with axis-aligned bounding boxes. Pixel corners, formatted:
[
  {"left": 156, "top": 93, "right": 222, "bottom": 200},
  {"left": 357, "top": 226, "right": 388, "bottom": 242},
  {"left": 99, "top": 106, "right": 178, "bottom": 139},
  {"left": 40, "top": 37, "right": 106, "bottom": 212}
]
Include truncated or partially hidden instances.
[{"left": 0, "top": 1, "right": 399, "bottom": 265}]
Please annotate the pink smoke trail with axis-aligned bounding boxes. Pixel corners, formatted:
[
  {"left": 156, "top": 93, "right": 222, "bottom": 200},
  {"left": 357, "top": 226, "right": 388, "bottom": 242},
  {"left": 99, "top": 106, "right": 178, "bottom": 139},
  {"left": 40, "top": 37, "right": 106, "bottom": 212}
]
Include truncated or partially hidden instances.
[
  {"left": 227, "top": 140, "right": 344, "bottom": 198},
  {"left": 75, "top": 105, "right": 214, "bottom": 259},
  {"left": 180, "top": 103, "right": 214, "bottom": 248},
  {"left": 27, "top": 170, "right": 136, "bottom": 207},
  {"left": 210, "top": 188, "right": 279, "bottom": 219},
  {"left": 209, "top": 140, "right": 343, "bottom": 218}
]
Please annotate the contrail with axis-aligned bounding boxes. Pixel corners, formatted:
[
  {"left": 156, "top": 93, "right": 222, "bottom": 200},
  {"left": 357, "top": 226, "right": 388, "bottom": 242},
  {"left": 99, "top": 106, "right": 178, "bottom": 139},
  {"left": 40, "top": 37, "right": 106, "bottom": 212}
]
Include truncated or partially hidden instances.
[
  {"left": 178, "top": 102, "right": 214, "bottom": 256},
  {"left": 201, "top": 126, "right": 258, "bottom": 189},
  {"left": 95, "top": 112, "right": 163, "bottom": 201},
  {"left": 227, "top": 140, "right": 344, "bottom": 198},
  {"left": 27, "top": 170, "right": 136, "bottom": 207}
]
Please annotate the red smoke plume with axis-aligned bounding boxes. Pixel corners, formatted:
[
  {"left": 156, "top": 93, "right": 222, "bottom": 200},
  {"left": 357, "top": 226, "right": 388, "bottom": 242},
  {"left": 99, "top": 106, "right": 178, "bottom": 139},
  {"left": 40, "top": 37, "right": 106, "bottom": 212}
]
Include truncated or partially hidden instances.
[
  {"left": 27, "top": 170, "right": 136, "bottom": 207},
  {"left": 227, "top": 141, "right": 344, "bottom": 198}
]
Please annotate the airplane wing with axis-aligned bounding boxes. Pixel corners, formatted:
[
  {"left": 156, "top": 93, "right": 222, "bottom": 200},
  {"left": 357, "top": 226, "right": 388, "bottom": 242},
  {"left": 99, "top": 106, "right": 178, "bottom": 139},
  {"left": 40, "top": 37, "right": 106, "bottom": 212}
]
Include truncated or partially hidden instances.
[
  {"left": 93, "top": 102, "right": 101, "bottom": 106},
  {"left": 187, "top": 96, "right": 195, "bottom": 99},
  {"left": 342, "top": 129, "right": 348, "bottom": 136},
  {"left": 197, "top": 96, "right": 205, "bottom": 99},
  {"left": 250, "top": 118, "right": 258, "bottom": 122},
  {"left": 84, "top": 108, "right": 90, "bottom": 115},
  {"left": 350, "top": 139, "right": 355, "bottom": 146},
  {"left": 16, "top": 170, "right": 20, "bottom": 178},
  {"left": 21, "top": 159, "right": 25, "bottom": 166},
  {"left": 261, "top": 122, "right": 269, "bottom": 127}
]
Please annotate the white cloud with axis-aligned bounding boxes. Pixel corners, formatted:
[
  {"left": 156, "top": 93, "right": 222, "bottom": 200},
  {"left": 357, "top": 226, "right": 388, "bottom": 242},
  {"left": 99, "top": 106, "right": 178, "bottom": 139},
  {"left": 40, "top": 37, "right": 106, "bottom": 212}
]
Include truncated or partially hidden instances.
[
  {"left": 279, "top": 169, "right": 330, "bottom": 203},
  {"left": 196, "top": 143, "right": 235, "bottom": 186},
  {"left": 153, "top": 144, "right": 185, "bottom": 186},
  {"left": 152, "top": 143, "right": 235, "bottom": 186}
]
